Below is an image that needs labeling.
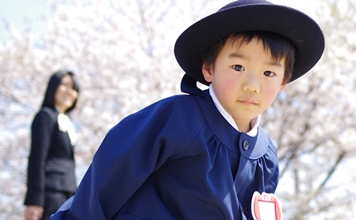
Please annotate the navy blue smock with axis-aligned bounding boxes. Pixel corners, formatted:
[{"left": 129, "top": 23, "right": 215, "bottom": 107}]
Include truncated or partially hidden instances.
[{"left": 51, "top": 76, "right": 279, "bottom": 220}]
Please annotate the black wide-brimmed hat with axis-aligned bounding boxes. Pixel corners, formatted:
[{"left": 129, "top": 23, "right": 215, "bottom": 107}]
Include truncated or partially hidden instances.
[{"left": 174, "top": 0, "right": 325, "bottom": 85}]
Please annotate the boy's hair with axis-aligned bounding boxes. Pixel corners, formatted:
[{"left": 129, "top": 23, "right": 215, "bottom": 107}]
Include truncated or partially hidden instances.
[{"left": 202, "top": 31, "right": 296, "bottom": 84}]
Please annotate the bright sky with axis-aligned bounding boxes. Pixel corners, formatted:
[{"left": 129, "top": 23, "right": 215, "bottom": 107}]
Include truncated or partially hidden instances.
[
  {"left": 0, "top": 0, "right": 314, "bottom": 44},
  {"left": 0, "top": 0, "right": 51, "bottom": 43}
]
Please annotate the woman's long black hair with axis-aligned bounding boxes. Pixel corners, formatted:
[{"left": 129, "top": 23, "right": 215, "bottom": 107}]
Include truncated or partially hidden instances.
[{"left": 41, "top": 69, "right": 80, "bottom": 113}]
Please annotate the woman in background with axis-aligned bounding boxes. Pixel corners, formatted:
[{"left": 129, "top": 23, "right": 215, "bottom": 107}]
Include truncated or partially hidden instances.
[{"left": 24, "top": 70, "right": 80, "bottom": 220}]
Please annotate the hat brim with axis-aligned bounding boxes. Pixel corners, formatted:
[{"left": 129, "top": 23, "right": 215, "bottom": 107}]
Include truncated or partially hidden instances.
[{"left": 174, "top": 4, "right": 325, "bottom": 85}]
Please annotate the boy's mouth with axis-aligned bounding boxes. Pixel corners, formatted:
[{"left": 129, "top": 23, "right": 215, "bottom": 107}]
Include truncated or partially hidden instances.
[{"left": 239, "top": 98, "right": 258, "bottom": 105}]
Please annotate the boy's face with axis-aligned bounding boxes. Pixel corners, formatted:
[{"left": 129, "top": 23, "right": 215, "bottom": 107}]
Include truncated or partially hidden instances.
[{"left": 202, "top": 37, "right": 286, "bottom": 131}]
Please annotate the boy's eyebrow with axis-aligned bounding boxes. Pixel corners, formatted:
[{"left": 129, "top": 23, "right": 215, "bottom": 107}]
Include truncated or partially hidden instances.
[
  {"left": 228, "top": 52, "right": 244, "bottom": 59},
  {"left": 228, "top": 52, "right": 283, "bottom": 67},
  {"left": 266, "top": 60, "right": 282, "bottom": 67}
]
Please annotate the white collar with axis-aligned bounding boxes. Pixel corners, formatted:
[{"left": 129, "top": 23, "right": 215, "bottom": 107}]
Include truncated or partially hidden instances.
[{"left": 209, "top": 85, "right": 260, "bottom": 137}]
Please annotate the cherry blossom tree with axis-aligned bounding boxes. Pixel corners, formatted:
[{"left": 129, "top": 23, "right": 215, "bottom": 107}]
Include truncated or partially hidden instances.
[{"left": 0, "top": 0, "right": 355, "bottom": 219}]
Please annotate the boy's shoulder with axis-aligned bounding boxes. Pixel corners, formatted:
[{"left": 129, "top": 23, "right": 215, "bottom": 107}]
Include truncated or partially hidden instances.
[
  {"left": 133, "top": 93, "right": 203, "bottom": 119},
  {"left": 258, "top": 126, "right": 278, "bottom": 156}
]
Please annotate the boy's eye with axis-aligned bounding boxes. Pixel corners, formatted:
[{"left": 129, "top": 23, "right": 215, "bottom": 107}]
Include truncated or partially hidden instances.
[
  {"left": 232, "top": 65, "right": 245, "bottom": 71},
  {"left": 264, "top": 71, "right": 276, "bottom": 77}
]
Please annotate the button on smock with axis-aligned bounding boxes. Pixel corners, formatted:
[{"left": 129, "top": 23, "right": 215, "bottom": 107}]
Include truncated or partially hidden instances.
[
  {"left": 242, "top": 140, "right": 249, "bottom": 151},
  {"left": 238, "top": 131, "right": 268, "bottom": 159}
]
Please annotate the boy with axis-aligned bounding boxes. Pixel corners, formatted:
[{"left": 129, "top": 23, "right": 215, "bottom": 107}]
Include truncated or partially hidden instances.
[{"left": 51, "top": 0, "right": 324, "bottom": 219}]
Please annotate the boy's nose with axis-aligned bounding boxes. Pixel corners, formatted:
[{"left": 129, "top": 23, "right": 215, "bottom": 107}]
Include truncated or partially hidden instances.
[{"left": 242, "top": 76, "right": 260, "bottom": 93}]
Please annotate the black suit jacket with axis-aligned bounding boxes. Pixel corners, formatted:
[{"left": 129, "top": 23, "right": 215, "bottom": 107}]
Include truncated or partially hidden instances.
[{"left": 24, "top": 107, "right": 77, "bottom": 206}]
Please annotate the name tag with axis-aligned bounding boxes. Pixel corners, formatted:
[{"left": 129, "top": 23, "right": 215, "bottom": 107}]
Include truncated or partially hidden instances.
[{"left": 251, "top": 191, "right": 282, "bottom": 220}]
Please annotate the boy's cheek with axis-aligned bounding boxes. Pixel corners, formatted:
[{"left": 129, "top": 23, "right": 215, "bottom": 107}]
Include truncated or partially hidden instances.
[{"left": 263, "top": 89, "right": 281, "bottom": 102}]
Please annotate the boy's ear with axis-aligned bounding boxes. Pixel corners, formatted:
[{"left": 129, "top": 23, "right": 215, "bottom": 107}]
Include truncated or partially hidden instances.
[
  {"left": 202, "top": 63, "right": 213, "bottom": 83},
  {"left": 279, "top": 83, "right": 287, "bottom": 93}
]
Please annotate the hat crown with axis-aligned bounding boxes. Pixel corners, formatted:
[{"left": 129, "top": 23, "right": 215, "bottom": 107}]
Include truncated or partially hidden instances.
[{"left": 218, "top": 0, "right": 272, "bottom": 12}]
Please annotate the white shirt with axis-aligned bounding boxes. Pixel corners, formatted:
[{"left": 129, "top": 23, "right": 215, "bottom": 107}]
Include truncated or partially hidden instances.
[{"left": 57, "top": 113, "right": 77, "bottom": 146}]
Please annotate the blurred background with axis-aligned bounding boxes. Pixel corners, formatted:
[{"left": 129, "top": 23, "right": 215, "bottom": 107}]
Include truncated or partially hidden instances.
[{"left": 0, "top": 0, "right": 355, "bottom": 219}]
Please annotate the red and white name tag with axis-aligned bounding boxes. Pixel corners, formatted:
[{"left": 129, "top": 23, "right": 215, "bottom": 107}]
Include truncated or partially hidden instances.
[{"left": 251, "top": 191, "right": 283, "bottom": 220}]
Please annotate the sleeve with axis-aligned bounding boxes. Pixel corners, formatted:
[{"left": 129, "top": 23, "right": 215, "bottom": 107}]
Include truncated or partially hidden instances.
[
  {"left": 24, "top": 109, "right": 56, "bottom": 206},
  {"left": 51, "top": 98, "right": 199, "bottom": 220}
]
